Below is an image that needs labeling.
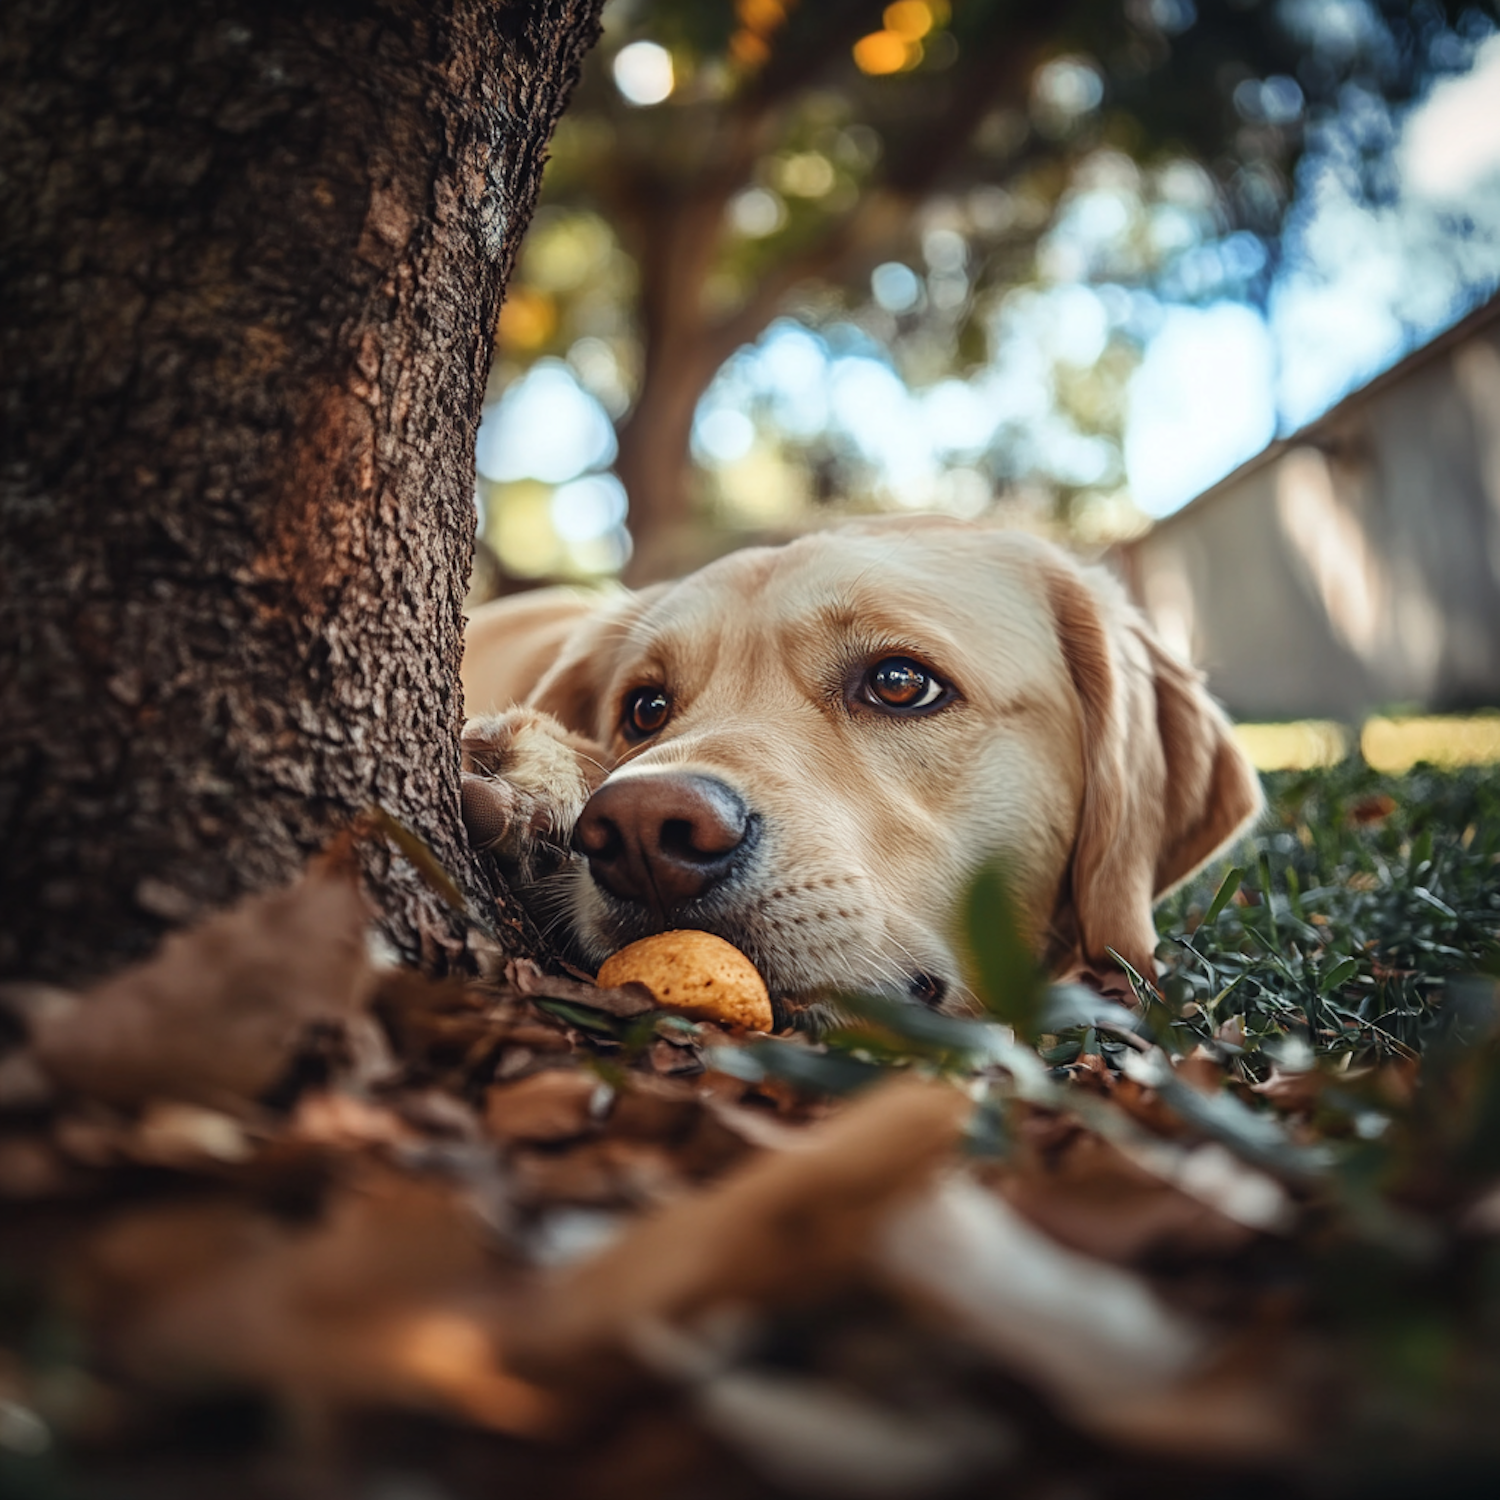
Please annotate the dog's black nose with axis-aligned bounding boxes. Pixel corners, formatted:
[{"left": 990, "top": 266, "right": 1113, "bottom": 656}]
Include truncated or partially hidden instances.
[{"left": 572, "top": 773, "right": 751, "bottom": 912}]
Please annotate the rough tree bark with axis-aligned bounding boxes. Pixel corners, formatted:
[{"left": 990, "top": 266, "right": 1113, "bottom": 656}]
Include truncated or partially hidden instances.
[{"left": 0, "top": 0, "right": 605, "bottom": 985}]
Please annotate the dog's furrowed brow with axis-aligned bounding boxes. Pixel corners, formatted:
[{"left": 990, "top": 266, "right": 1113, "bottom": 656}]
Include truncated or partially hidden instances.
[
  {"left": 609, "top": 617, "right": 724, "bottom": 698},
  {"left": 802, "top": 594, "right": 963, "bottom": 665}
]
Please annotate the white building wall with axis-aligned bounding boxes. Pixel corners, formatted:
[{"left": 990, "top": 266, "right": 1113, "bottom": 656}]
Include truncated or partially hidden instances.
[{"left": 1117, "top": 300, "right": 1500, "bottom": 722}]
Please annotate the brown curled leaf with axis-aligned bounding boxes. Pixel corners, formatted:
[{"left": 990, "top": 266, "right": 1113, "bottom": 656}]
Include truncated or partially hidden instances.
[
  {"left": 29, "top": 867, "right": 375, "bottom": 1109},
  {"left": 507, "top": 1076, "right": 971, "bottom": 1382},
  {"left": 507, "top": 957, "right": 658, "bottom": 1019},
  {"left": 79, "top": 1173, "right": 561, "bottom": 1438}
]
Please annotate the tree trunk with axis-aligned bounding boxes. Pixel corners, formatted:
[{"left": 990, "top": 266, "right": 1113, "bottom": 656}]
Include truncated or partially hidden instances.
[
  {"left": 0, "top": 0, "right": 604, "bottom": 985},
  {"left": 614, "top": 337, "right": 723, "bottom": 585},
  {"left": 611, "top": 179, "right": 733, "bottom": 586}
]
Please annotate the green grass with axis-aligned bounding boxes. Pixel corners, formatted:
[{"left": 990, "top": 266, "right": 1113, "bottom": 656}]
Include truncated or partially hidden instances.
[{"left": 1152, "top": 760, "right": 1500, "bottom": 1072}]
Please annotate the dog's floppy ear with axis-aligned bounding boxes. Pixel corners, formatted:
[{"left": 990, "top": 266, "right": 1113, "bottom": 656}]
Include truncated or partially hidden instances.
[
  {"left": 1047, "top": 562, "right": 1263, "bottom": 982},
  {"left": 527, "top": 584, "right": 668, "bottom": 740}
]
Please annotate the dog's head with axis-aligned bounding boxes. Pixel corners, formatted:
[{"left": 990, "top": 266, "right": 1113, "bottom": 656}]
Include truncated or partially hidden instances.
[{"left": 523, "top": 519, "right": 1261, "bottom": 1010}]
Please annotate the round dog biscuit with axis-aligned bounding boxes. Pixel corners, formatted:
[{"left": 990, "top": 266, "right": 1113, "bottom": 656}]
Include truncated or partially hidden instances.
[{"left": 596, "top": 931, "right": 773, "bottom": 1032}]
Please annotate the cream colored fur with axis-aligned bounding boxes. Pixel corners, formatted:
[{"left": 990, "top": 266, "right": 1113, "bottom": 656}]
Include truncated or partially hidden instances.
[{"left": 461, "top": 517, "right": 1262, "bottom": 1007}]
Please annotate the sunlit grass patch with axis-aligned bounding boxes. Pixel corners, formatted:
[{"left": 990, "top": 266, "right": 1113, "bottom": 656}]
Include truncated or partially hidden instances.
[
  {"left": 1362, "top": 712, "right": 1500, "bottom": 773},
  {"left": 1236, "top": 714, "right": 1500, "bottom": 773},
  {"left": 1234, "top": 719, "right": 1349, "bottom": 770}
]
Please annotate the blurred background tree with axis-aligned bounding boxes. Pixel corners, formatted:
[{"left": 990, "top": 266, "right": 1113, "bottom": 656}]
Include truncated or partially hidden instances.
[{"left": 474, "top": 0, "right": 1500, "bottom": 587}]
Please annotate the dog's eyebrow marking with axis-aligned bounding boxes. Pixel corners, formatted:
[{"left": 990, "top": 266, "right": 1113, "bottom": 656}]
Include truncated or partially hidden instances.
[{"left": 804, "top": 601, "right": 960, "bottom": 670}]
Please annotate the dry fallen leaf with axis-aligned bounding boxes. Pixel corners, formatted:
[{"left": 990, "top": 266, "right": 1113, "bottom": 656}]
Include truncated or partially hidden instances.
[
  {"left": 1251, "top": 1065, "right": 1327, "bottom": 1113},
  {"left": 607, "top": 1074, "right": 702, "bottom": 1142},
  {"left": 509, "top": 1136, "right": 685, "bottom": 1208},
  {"left": 0, "top": 1135, "right": 69, "bottom": 1198},
  {"left": 999, "top": 1130, "right": 1260, "bottom": 1261},
  {"left": 78, "top": 1171, "right": 559, "bottom": 1438},
  {"left": 290, "top": 1090, "right": 415, "bottom": 1151},
  {"left": 508, "top": 957, "right": 657, "bottom": 1019},
  {"left": 509, "top": 1077, "right": 971, "bottom": 1382},
  {"left": 1078, "top": 1327, "right": 1317, "bottom": 1460},
  {"left": 689, "top": 1362, "right": 1011, "bottom": 1498},
  {"left": 879, "top": 1179, "right": 1305, "bottom": 1461},
  {"left": 485, "top": 1068, "right": 606, "bottom": 1143},
  {"left": 127, "top": 1101, "right": 254, "bottom": 1167},
  {"left": 27, "top": 867, "right": 375, "bottom": 1109},
  {"left": 879, "top": 1175, "right": 1205, "bottom": 1411}
]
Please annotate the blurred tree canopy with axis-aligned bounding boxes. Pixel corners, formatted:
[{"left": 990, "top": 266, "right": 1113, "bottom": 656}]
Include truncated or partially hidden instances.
[{"left": 478, "top": 0, "right": 1497, "bottom": 584}]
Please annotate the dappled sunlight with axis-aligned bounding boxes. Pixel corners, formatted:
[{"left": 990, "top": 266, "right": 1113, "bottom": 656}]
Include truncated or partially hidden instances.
[
  {"left": 1271, "top": 444, "right": 1449, "bottom": 695},
  {"left": 476, "top": 361, "right": 631, "bottom": 577},
  {"left": 476, "top": 0, "right": 1500, "bottom": 711},
  {"left": 1135, "top": 551, "right": 1197, "bottom": 663},
  {"left": 1271, "top": 28, "right": 1500, "bottom": 431},
  {"left": 1362, "top": 713, "right": 1500, "bottom": 773},
  {"left": 477, "top": 361, "right": 616, "bottom": 485},
  {"left": 1233, "top": 720, "right": 1349, "bottom": 772},
  {"left": 1273, "top": 445, "right": 1386, "bottom": 662},
  {"left": 1234, "top": 715, "right": 1500, "bottom": 773}
]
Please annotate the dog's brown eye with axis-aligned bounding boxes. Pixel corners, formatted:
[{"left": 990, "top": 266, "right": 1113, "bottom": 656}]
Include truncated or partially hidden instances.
[
  {"left": 623, "top": 687, "right": 671, "bottom": 739},
  {"left": 865, "top": 657, "right": 945, "bottom": 711}
]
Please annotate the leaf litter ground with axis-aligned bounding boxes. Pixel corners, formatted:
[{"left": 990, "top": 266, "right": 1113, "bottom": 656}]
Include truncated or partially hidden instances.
[{"left": 1, "top": 760, "right": 1498, "bottom": 1500}]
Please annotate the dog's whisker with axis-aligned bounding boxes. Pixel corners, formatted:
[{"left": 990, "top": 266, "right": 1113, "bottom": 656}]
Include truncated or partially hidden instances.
[{"left": 878, "top": 931, "right": 933, "bottom": 985}]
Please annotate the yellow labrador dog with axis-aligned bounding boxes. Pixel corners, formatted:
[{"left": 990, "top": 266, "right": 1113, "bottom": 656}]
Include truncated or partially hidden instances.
[{"left": 460, "top": 517, "right": 1261, "bottom": 1012}]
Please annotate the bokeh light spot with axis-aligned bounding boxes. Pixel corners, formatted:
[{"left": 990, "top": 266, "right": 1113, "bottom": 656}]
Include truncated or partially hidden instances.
[
  {"left": 551, "top": 473, "right": 628, "bottom": 544},
  {"left": 496, "top": 288, "right": 555, "bottom": 351},
  {"left": 612, "top": 41, "right": 674, "bottom": 107},
  {"left": 1033, "top": 57, "right": 1104, "bottom": 119},
  {"left": 883, "top": 2, "right": 933, "bottom": 42},
  {"left": 476, "top": 361, "right": 617, "bottom": 485},
  {"left": 693, "top": 408, "right": 756, "bottom": 466},
  {"left": 853, "top": 31, "right": 920, "bottom": 75},
  {"left": 778, "top": 152, "right": 836, "bottom": 198},
  {"left": 728, "top": 187, "right": 787, "bottom": 238},
  {"left": 871, "top": 261, "right": 922, "bottom": 313}
]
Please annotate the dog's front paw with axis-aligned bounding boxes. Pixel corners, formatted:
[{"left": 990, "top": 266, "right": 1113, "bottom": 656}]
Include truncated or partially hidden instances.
[{"left": 461, "top": 708, "right": 609, "bottom": 885}]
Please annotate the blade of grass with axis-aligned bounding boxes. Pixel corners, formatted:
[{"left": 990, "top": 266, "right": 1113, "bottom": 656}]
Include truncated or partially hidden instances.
[
  {"left": 1258, "top": 851, "right": 1281, "bottom": 956},
  {"left": 1203, "top": 866, "right": 1244, "bottom": 926},
  {"left": 964, "top": 859, "right": 1045, "bottom": 1037},
  {"left": 362, "top": 804, "right": 496, "bottom": 939},
  {"left": 1320, "top": 957, "right": 1359, "bottom": 995}
]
